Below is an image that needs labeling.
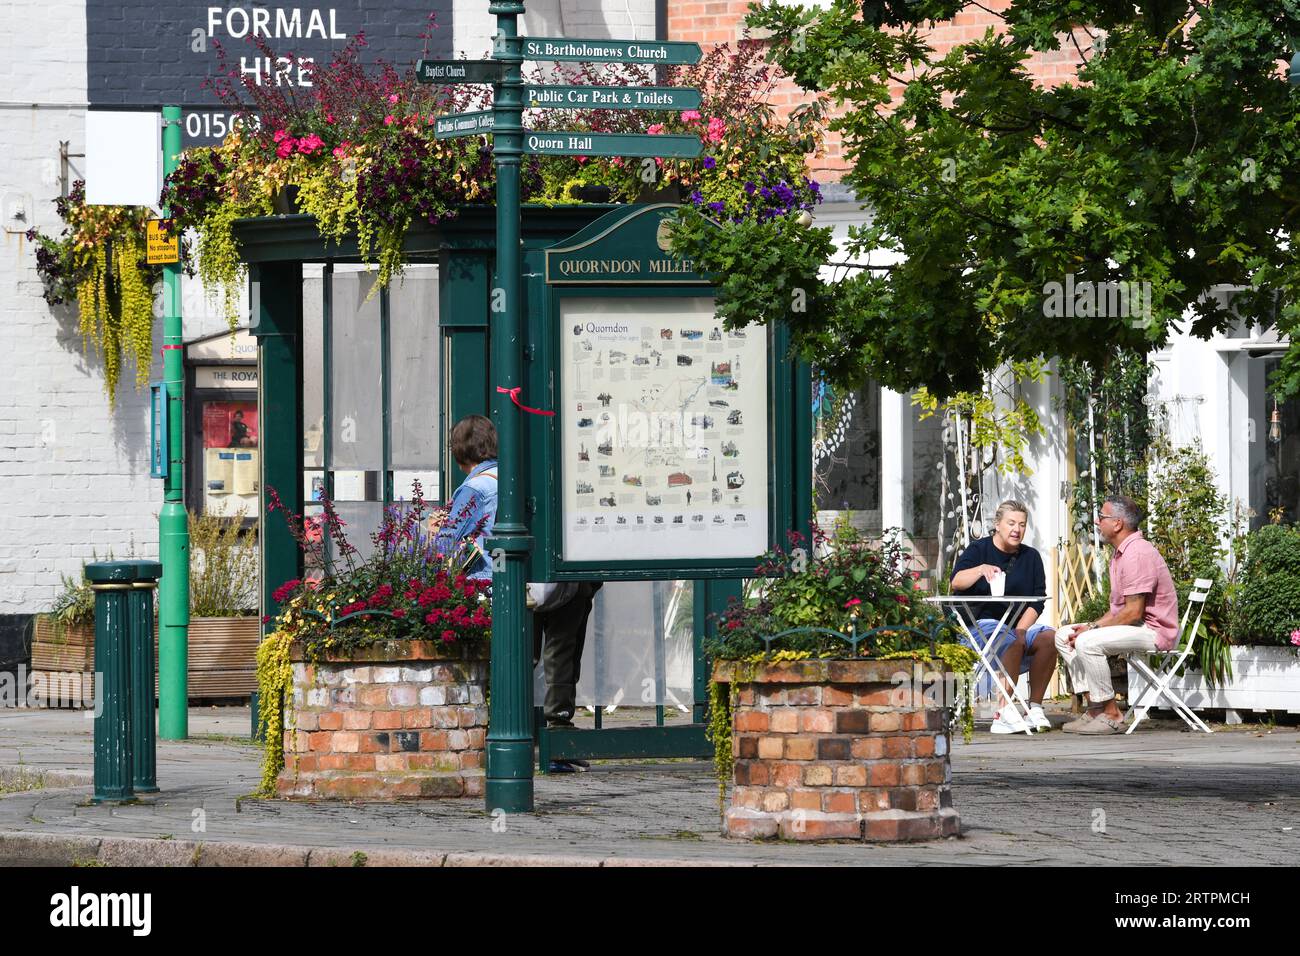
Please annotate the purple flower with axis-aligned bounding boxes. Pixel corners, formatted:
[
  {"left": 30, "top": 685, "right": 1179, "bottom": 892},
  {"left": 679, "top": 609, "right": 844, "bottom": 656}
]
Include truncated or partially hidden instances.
[
  {"left": 744, "top": 181, "right": 755, "bottom": 195},
  {"left": 689, "top": 189, "right": 704, "bottom": 205},
  {"left": 707, "top": 201, "right": 725, "bottom": 215},
  {"left": 702, "top": 156, "right": 716, "bottom": 170}
]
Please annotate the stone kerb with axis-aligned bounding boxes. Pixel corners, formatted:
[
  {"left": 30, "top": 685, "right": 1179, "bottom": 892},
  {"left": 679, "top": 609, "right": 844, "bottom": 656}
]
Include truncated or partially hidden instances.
[
  {"left": 714, "top": 659, "right": 960, "bottom": 842},
  {"left": 279, "top": 640, "right": 489, "bottom": 800}
]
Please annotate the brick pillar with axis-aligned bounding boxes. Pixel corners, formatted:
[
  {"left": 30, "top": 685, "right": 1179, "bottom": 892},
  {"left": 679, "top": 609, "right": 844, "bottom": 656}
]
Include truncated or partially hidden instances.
[
  {"left": 279, "top": 640, "right": 489, "bottom": 800},
  {"left": 715, "top": 659, "right": 959, "bottom": 842}
]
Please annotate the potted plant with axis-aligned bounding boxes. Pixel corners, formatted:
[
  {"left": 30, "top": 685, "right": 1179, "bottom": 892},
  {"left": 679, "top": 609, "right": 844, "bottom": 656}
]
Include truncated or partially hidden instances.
[
  {"left": 707, "top": 522, "right": 976, "bottom": 843},
  {"left": 185, "top": 508, "right": 261, "bottom": 700},
  {"left": 29, "top": 564, "right": 98, "bottom": 704},
  {"left": 257, "top": 481, "right": 491, "bottom": 800}
]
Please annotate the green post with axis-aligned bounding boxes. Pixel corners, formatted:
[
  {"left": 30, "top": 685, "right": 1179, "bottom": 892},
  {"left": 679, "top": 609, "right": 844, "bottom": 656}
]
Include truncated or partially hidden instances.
[
  {"left": 129, "top": 561, "right": 162, "bottom": 793},
  {"left": 485, "top": 0, "right": 535, "bottom": 813},
  {"left": 158, "top": 104, "right": 190, "bottom": 740},
  {"left": 89, "top": 562, "right": 138, "bottom": 803}
]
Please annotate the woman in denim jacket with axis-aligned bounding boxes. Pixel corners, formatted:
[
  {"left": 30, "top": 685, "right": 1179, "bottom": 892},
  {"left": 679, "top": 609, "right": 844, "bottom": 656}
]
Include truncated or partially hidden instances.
[{"left": 433, "top": 415, "right": 498, "bottom": 582}]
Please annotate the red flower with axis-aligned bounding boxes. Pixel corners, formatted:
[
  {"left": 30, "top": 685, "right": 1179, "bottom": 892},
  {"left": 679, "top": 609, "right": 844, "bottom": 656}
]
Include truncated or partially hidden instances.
[
  {"left": 844, "top": 598, "right": 862, "bottom": 609},
  {"left": 272, "top": 579, "right": 301, "bottom": 603},
  {"left": 441, "top": 629, "right": 456, "bottom": 643},
  {"left": 261, "top": 615, "right": 272, "bottom": 625},
  {"left": 392, "top": 609, "right": 406, "bottom": 619},
  {"left": 894, "top": 594, "right": 910, "bottom": 605}
]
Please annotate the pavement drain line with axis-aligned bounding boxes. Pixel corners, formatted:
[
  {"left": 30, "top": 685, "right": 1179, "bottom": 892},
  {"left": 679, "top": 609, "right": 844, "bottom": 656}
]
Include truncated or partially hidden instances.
[{"left": 0, "top": 830, "right": 753, "bottom": 868}]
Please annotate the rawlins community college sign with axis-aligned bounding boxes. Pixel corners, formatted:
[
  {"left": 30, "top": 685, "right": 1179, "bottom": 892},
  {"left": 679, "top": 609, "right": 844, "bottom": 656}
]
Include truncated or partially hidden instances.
[{"left": 545, "top": 205, "right": 711, "bottom": 284}]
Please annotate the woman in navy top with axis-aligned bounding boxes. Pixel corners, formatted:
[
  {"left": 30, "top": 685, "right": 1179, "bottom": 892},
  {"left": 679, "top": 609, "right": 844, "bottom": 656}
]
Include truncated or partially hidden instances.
[{"left": 950, "top": 500, "right": 1057, "bottom": 733}]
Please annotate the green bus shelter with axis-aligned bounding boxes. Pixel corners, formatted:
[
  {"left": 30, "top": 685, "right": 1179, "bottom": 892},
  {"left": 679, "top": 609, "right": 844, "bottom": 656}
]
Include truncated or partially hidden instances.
[{"left": 237, "top": 202, "right": 813, "bottom": 767}]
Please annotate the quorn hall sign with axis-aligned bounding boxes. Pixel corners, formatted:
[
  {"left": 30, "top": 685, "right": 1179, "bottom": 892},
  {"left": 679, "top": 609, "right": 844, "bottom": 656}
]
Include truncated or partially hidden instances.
[{"left": 545, "top": 204, "right": 711, "bottom": 285}]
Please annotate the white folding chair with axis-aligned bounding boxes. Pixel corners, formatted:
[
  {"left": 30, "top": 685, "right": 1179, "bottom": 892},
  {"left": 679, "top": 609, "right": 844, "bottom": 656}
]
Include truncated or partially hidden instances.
[{"left": 1125, "top": 577, "right": 1214, "bottom": 734}]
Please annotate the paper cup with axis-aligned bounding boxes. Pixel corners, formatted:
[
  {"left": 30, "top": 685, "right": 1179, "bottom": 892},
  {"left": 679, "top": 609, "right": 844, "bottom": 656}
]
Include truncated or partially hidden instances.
[{"left": 989, "top": 571, "right": 1006, "bottom": 597}]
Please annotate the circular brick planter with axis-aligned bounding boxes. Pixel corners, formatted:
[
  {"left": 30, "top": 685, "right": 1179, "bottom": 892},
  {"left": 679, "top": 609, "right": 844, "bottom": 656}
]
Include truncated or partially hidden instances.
[
  {"left": 713, "top": 658, "right": 960, "bottom": 842},
  {"left": 278, "top": 640, "right": 489, "bottom": 800}
]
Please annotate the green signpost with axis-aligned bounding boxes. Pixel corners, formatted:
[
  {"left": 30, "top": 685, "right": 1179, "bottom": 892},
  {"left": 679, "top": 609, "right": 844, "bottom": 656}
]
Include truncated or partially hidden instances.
[
  {"left": 523, "top": 131, "right": 701, "bottom": 158},
  {"left": 524, "top": 85, "right": 701, "bottom": 110},
  {"left": 521, "top": 37, "right": 702, "bottom": 65},
  {"left": 480, "top": 12, "right": 704, "bottom": 814}
]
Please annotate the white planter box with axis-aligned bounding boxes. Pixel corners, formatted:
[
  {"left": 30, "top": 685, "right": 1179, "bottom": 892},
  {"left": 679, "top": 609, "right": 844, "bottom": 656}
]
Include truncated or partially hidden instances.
[{"left": 1127, "top": 646, "right": 1300, "bottom": 714}]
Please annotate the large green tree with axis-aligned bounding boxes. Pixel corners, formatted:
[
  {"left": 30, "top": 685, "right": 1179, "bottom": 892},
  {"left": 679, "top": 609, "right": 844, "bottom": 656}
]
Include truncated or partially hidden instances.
[{"left": 724, "top": 0, "right": 1300, "bottom": 399}]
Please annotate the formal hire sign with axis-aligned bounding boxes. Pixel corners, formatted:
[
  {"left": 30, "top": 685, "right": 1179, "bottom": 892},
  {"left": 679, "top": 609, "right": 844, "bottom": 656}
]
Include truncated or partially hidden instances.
[
  {"left": 525, "top": 131, "right": 700, "bottom": 159},
  {"left": 524, "top": 85, "right": 701, "bottom": 111},
  {"left": 546, "top": 204, "right": 708, "bottom": 285},
  {"left": 522, "top": 37, "right": 702, "bottom": 65},
  {"left": 416, "top": 59, "right": 504, "bottom": 84}
]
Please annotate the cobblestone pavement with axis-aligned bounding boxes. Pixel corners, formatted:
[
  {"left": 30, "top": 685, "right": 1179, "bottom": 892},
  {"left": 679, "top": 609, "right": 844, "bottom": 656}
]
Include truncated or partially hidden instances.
[{"left": 1, "top": 707, "right": 1298, "bottom": 865}]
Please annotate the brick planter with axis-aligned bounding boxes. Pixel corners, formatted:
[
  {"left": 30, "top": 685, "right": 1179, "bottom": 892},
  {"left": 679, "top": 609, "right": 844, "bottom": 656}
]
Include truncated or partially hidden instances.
[
  {"left": 278, "top": 640, "right": 489, "bottom": 800},
  {"left": 713, "top": 659, "right": 960, "bottom": 842}
]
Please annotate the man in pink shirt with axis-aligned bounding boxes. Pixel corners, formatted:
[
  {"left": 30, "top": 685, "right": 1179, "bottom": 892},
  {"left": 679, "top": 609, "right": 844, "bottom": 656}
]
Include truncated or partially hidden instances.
[{"left": 1054, "top": 494, "right": 1180, "bottom": 735}]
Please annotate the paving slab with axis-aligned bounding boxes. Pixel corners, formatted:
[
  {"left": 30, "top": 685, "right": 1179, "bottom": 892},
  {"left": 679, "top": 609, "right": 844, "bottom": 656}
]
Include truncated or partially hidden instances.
[{"left": 1, "top": 706, "right": 1297, "bottom": 866}]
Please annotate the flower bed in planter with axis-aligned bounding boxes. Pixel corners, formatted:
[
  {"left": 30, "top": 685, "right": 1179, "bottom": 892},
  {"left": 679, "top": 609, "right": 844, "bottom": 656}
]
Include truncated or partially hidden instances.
[
  {"left": 278, "top": 640, "right": 488, "bottom": 800},
  {"left": 714, "top": 658, "right": 959, "bottom": 843}
]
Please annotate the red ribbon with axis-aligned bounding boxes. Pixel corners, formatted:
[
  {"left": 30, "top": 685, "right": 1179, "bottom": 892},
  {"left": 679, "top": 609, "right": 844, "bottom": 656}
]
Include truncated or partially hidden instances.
[{"left": 497, "top": 385, "right": 554, "bottom": 417}]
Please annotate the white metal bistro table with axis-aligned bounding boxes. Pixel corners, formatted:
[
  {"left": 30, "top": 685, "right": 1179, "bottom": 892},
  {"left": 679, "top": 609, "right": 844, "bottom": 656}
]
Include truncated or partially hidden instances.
[{"left": 923, "top": 594, "right": 1051, "bottom": 736}]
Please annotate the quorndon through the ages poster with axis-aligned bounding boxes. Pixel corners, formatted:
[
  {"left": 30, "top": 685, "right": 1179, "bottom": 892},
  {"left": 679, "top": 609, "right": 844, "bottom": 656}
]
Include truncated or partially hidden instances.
[{"left": 561, "top": 296, "right": 769, "bottom": 562}]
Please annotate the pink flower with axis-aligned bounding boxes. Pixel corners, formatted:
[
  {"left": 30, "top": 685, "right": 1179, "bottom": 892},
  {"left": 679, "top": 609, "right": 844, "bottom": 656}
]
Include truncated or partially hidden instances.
[
  {"left": 384, "top": 115, "right": 396, "bottom": 126},
  {"left": 1291, "top": 629, "right": 1300, "bottom": 647},
  {"left": 706, "top": 117, "right": 725, "bottom": 143},
  {"left": 646, "top": 123, "right": 665, "bottom": 135},
  {"left": 575, "top": 155, "right": 588, "bottom": 164},
  {"left": 844, "top": 598, "right": 862, "bottom": 608},
  {"left": 275, "top": 140, "right": 296, "bottom": 159},
  {"left": 272, "top": 129, "right": 290, "bottom": 143},
  {"left": 680, "top": 110, "right": 701, "bottom": 124},
  {"left": 325, "top": 113, "right": 335, "bottom": 124},
  {"left": 297, "top": 133, "right": 325, "bottom": 155},
  {"left": 388, "top": 93, "right": 400, "bottom": 105}
]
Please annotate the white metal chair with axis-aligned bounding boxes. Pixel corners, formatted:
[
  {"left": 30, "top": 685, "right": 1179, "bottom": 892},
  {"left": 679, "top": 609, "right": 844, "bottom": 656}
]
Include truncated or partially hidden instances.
[{"left": 1125, "top": 577, "right": 1214, "bottom": 734}]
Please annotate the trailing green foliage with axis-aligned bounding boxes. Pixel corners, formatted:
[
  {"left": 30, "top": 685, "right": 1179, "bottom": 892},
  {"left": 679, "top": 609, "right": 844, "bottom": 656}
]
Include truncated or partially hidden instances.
[
  {"left": 1232, "top": 524, "right": 1300, "bottom": 647},
  {"left": 188, "top": 509, "right": 258, "bottom": 617},
  {"left": 1058, "top": 350, "right": 1153, "bottom": 534}
]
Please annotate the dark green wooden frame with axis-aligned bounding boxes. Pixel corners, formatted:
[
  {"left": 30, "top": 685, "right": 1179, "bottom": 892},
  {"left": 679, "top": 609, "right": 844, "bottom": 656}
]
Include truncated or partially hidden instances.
[{"left": 237, "top": 205, "right": 813, "bottom": 769}]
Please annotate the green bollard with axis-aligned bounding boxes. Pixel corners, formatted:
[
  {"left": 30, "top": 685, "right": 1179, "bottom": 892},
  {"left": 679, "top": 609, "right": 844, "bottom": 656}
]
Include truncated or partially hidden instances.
[
  {"left": 129, "top": 561, "right": 162, "bottom": 793},
  {"left": 88, "top": 562, "right": 138, "bottom": 803}
]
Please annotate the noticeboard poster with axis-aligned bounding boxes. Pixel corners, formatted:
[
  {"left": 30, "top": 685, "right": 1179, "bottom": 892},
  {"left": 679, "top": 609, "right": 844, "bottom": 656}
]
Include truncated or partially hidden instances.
[
  {"left": 560, "top": 296, "right": 769, "bottom": 563},
  {"left": 202, "top": 400, "right": 259, "bottom": 516}
]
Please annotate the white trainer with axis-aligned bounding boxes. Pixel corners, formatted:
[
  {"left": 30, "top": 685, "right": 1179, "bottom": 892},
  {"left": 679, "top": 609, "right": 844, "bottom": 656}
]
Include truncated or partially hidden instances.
[
  {"left": 990, "top": 707, "right": 1031, "bottom": 734},
  {"left": 1026, "top": 704, "right": 1052, "bottom": 731}
]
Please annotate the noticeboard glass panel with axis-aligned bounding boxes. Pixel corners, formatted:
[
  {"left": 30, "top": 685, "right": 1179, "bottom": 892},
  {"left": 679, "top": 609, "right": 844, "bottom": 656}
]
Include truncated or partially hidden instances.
[{"left": 559, "top": 295, "right": 769, "bottom": 563}]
